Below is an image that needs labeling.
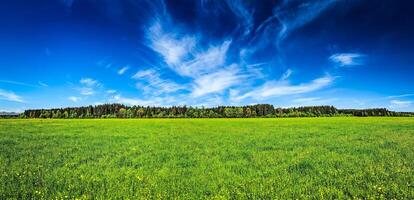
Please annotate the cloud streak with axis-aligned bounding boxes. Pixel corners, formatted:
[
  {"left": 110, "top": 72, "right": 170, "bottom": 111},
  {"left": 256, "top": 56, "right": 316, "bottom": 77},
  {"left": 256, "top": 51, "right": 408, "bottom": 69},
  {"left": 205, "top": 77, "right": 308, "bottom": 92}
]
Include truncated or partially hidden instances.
[
  {"left": 38, "top": 81, "right": 48, "bottom": 87},
  {"left": 281, "top": 69, "right": 293, "bottom": 80},
  {"left": 147, "top": 20, "right": 233, "bottom": 78},
  {"left": 0, "top": 80, "right": 40, "bottom": 88},
  {"left": 68, "top": 96, "right": 81, "bottom": 102},
  {"left": 292, "top": 97, "right": 338, "bottom": 106},
  {"left": 274, "top": 0, "right": 338, "bottom": 43},
  {"left": 330, "top": 53, "right": 366, "bottom": 67},
  {"left": 145, "top": 18, "right": 243, "bottom": 98},
  {"left": 233, "top": 76, "right": 334, "bottom": 101},
  {"left": 118, "top": 66, "right": 129, "bottom": 75},
  {"left": 78, "top": 78, "right": 101, "bottom": 96},
  {"left": 147, "top": 21, "right": 196, "bottom": 67},
  {"left": 191, "top": 64, "right": 243, "bottom": 97},
  {"left": 225, "top": 0, "right": 253, "bottom": 35},
  {"left": 132, "top": 69, "right": 185, "bottom": 94},
  {"left": 139, "top": 3, "right": 341, "bottom": 105},
  {"left": 80, "top": 78, "right": 100, "bottom": 87},
  {"left": 387, "top": 94, "right": 414, "bottom": 99},
  {"left": 110, "top": 94, "right": 179, "bottom": 107},
  {"left": 0, "top": 89, "right": 25, "bottom": 103},
  {"left": 79, "top": 87, "right": 95, "bottom": 96},
  {"left": 389, "top": 100, "right": 411, "bottom": 109},
  {"left": 179, "top": 40, "right": 232, "bottom": 77}
]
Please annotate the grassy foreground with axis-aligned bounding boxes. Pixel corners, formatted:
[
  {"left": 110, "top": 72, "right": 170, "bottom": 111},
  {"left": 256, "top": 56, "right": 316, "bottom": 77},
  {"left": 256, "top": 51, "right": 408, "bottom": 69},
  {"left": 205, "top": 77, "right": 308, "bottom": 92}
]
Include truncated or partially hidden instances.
[{"left": 1, "top": 118, "right": 413, "bottom": 199}]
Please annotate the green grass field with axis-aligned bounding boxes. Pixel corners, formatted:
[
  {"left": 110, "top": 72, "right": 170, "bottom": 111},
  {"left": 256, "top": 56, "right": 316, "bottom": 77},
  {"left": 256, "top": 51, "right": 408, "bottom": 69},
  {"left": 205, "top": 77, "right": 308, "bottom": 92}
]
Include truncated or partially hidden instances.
[{"left": 1, "top": 118, "right": 413, "bottom": 199}]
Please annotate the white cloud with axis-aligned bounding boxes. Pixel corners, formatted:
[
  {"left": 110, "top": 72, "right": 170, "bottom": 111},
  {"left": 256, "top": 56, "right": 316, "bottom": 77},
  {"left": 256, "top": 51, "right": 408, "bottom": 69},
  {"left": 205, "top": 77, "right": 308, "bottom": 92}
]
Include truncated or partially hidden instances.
[
  {"left": 329, "top": 53, "right": 366, "bottom": 67},
  {"left": 78, "top": 78, "right": 101, "bottom": 95},
  {"left": 144, "top": 18, "right": 241, "bottom": 100},
  {"left": 132, "top": 69, "right": 185, "bottom": 94},
  {"left": 140, "top": 5, "right": 340, "bottom": 105},
  {"left": 281, "top": 69, "right": 293, "bottom": 80},
  {"left": 117, "top": 66, "right": 129, "bottom": 75},
  {"left": 191, "top": 64, "right": 243, "bottom": 97},
  {"left": 193, "top": 95, "right": 224, "bottom": 108},
  {"left": 388, "top": 94, "right": 414, "bottom": 99},
  {"left": 38, "top": 81, "right": 48, "bottom": 87},
  {"left": 275, "top": 0, "right": 338, "bottom": 43},
  {"left": 0, "top": 89, "right": 25, "bottom": 103},
  {"left": 240, "top": 0, "right": 340, "bottom": 65},
  {"left": 79, "top": 87, "right": 94, "bottom": 96},
  {"left": 293, "top": 97, "right": 322, "bottom": 103},
  {"left": 146, "top": 21, "right": 232, "bottom": 78},
  {"left": 80, "top": 78, "right": 99, "bottom": 87},
  {"left": 68, "top": 96, "right": 81, "bottom": 102},
  {"left": 179, "top": 40, "right": 231, "bottom": 77},
  {"left": 110, "top": 94, "right": 177, "bottom": 107},
  {"left": 147, "top": 21, "right": 196, "bottom": 66},
  {"left": 0, "top": 108, "right": 24, "bottom": 113},
  {"left": 106, "top": 90, "right": 117, "bottom": 94},
  {"left": 389, "top": 100, "right": 411, "bottom": 109},
  {"left": 0, "top": 80, "right": 39, "bottom": 88},
  {"left": 224, "top": 0, "right": 253, "bottom": 35},
  {"left": 132, "top": 69, "right": 154, "bottom": 79},
  {"left": 111, "top": 95, "right": 146, "bottom": 105},
  {"left": 234, "top": 76, "right": 334, "bottom": 101},
  {"left": 292, "top": 97, "right": 338, "bottom": 106}
]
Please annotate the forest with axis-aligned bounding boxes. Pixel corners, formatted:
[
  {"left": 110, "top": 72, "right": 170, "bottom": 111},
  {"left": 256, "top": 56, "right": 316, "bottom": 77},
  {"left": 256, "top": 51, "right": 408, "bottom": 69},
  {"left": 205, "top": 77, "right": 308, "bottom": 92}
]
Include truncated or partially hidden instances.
[{"left": 16, "top": 104, "right": 414, "bottom": 118}]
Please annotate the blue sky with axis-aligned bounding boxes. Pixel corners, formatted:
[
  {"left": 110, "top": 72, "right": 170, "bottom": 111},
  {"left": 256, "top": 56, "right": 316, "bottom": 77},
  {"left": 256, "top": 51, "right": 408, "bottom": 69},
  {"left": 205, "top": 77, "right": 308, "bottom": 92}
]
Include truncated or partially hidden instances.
[{"left": 1, "top": 0, "right": 414, "bottom": 112}]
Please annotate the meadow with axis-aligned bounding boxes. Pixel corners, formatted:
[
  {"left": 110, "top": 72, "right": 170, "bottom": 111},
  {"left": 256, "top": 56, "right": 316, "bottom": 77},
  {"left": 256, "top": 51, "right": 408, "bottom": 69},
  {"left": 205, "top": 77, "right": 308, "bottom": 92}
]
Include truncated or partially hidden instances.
[{"left": 1, "top": 118, "right": 413, "bottom": 199}]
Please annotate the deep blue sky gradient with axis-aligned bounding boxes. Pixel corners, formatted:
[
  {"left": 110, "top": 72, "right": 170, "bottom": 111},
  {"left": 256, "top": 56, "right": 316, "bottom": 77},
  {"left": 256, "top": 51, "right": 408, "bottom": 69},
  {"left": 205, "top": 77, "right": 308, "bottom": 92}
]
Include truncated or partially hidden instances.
[{"left": 0, "top": 0, "right": 413, "bottom": 111}]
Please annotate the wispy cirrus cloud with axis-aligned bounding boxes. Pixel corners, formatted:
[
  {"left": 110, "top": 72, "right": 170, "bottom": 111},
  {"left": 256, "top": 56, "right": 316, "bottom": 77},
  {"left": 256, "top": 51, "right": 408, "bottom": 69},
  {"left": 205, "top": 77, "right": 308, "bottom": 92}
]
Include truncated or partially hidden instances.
[
  {"left": 281, "top": 69, "right": 293, "bottom": 80},
  {"left": 117, "top": 66, "right": 130, "bottom": 75},
  {"left": 0, "top": 89, "right": 25, "bottom": 103},
  {"left": 191, "top": 64, "right": 243, "bottom": 97},
  {"left": 132, "top": 69, "right": 185, "bottom": 94},
  {"left": 79, "top": 87, "right": 95, "bottom": 96},
  {"left": 387, "top": 93, "right": 414, "bottom": 99},
  {"left": 145, "top": 19, "right": 241, "bottom": 97},
  {"left": 80, "top": 78, "right": 100, "bottom": 87},
  {"left": 106, "top": 90, "right": 117, "bottom": 94},
  {"left": 38, "top": 81, "right": 48, "bottom": 87},
  {"left": 389, "top": 100, "right": 411, "bottom": 109},
  {"left": 224, "top": 0, "right": 253, "bottom": 35},
  {"left": 293, "top": 97, "right": 323, "bottom": 103},
  {"left": 110, "top": 94, "right": 179, "bottom": 107},
  {"left": 0, "top": 108, "right": 24, "bottom": 113},
  {"left": 68, "top": 96, "right": 81, "bottom": 102},
  {"left": 111, "top": 95, "right": 145, "bottom": 106},
  {"left": 147, "top": 20, "right": 234, "bottom": 78},
  {"left": 0, "top": 80, "right": 40, "bottom": 88},
  {"left": 233, "top": 76, "right": 334, "bottom": 101},
  {"left": 105, "top": 1, "right": 344, "bottom": 106},
  {"left": 4, "top": 0, "right": 409, "bottom": 110},
  {"left": 0, "top": 80, "right": 48, "bottom": 88},
  {"left": 147, "top": 21, "right": 196, "bottom": 67},
  {"left": 250, "top": 0, "right": 338, "bottom": 52},
  {"left": 329, "top": 53, "right": 366, "bottom": 67},
  {"left": 78, "top": 78, "right": 101, "bottom": 96},
  {"left": 179, "top": 40, "right": 232, "bottom": 77},
  {"left": 292, "top": 97, "right": 338, "bottom": 106},
  {"left": 274, "top": 0, "right": 338, "bottom": 44}
]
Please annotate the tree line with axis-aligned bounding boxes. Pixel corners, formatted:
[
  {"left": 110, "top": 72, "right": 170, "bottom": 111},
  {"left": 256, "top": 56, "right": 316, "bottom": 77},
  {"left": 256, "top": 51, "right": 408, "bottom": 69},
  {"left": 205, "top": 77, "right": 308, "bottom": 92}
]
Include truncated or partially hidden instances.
[{"left": 15, "top": 104, "right": 413, "bottom": 118}]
